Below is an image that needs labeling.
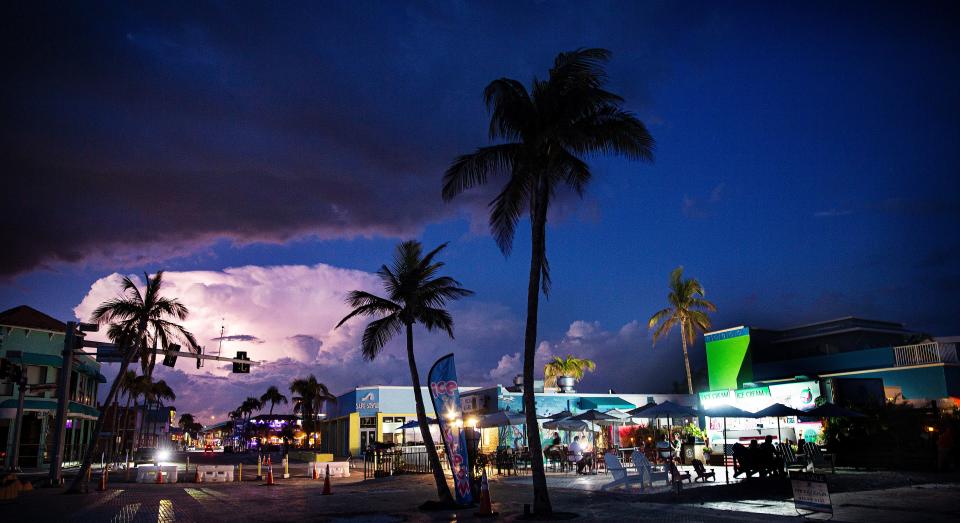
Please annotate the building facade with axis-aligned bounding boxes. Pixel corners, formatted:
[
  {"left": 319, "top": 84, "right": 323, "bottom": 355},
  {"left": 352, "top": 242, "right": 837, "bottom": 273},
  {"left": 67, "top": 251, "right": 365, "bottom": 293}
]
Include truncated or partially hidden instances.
[{"left": 0, "top": 306, "right": 105, "bottom": 468}]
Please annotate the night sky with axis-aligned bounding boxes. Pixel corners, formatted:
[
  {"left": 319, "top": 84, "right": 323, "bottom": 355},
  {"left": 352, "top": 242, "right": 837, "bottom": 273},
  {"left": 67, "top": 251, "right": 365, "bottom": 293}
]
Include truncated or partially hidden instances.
[{"left": 2, "top": 1, "right": 958, "bottom": 421}]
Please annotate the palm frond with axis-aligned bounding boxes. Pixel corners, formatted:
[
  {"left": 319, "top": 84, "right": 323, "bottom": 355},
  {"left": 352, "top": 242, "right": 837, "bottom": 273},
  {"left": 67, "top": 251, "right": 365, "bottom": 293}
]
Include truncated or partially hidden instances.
[
  {"left": 442, "top": 144, "right": 521, "bottom": 202},
  {"left": 360, "top": 313, "right": 403, "bottom": 361}
]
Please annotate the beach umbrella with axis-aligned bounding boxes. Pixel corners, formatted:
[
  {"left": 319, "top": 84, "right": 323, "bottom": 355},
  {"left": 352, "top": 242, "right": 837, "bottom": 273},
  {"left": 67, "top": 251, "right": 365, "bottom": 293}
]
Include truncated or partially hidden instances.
[
  {"left": 754, "top": 403, "right": 806, "bottom": 443},
  {"left": 395, "top": 417, "right": 438, "bottom": 431},
  {"left": 477, "top": 411, "right": 527, "bottom": 428},
  {"left": 807, "top": 404, "right": 865, "bottom": 418},
  {"left": 626, "top": 402, "right": 657, "bottom": 416},
  {"left": 543, "top": 418, "right": 589, "bottom": 432},
  {"left": 704, "top": 405, "right": 760, "bottom": 484}
]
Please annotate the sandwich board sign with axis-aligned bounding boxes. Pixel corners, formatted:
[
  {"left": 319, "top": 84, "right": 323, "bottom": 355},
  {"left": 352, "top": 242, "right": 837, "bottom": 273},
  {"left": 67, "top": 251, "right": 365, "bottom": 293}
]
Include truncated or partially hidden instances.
[{"left": 790, "top": 471, "right": 833, "bottom": 518}]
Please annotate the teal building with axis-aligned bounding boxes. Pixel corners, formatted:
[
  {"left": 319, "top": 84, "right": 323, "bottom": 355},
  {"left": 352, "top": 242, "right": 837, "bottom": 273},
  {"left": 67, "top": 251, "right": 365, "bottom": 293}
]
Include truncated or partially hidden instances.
[{"left": 0, "top": 306, "right": 105, "bottom": 468}]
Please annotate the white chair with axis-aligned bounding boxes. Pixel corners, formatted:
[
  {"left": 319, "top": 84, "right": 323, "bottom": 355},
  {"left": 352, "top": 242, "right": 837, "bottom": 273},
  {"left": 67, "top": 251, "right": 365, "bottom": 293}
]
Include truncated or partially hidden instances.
[
  {"left": 600, "top": 453, "right": 644, "bottom": 492},
  {"left": 633, "top": 453, "right": 669, "bottom": 486}
]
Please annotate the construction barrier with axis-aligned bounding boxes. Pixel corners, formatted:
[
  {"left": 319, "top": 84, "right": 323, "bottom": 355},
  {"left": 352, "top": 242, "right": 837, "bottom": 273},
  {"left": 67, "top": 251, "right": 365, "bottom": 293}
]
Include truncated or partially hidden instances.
[
  {"left": 309, "top": 461, "right": 350, "bottom": 478},
  {"left": 197, "top": 465, "right": 234, "bottom": 483},
  {"left": 135, "top": 465, "right": 178, "bottom": 484}
]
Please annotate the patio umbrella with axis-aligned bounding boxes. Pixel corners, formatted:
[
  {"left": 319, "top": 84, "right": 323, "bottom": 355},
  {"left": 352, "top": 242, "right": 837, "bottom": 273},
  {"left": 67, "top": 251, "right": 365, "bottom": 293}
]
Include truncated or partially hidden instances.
[
  {"left": 477, "top": 411, "right": 527, "bottom": 428},
  {"left": 703, "top": 405, "right": 760, "bottom": 484},
  {"left": 626, "top": 402, "right": 657, "bottom": 416},
  {"left": 568, "top": 410, "right": 617, "bottom": 449},
  {"left": 542, "top": 410, "right": 575, "bottom": 420},
  {"left": 542, "top": 418, "right": 589, "bottom": 432},
  {"left": 754, "top": 403, "right": 806, "bottom": 443},
  {"left": 395, "top": 417, "right": 437, "bottom": 430},
  {"left": 807, "top": 403, "right": 865, "bottom": 418},
  {"left": 628, "top": 401, "right": 699, "bottom": 445}
]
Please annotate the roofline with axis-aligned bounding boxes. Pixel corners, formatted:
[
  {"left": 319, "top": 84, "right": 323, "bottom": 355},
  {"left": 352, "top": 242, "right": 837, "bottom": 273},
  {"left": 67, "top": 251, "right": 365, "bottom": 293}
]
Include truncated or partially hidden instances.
[
  {"left": 771, "top": 326, "right": 915, "bottom": 344},
  {"left": 1, "top": 324, "right": 66, "bottom": 336},
  {"left": 704, "top": 325, "right": 748, "bottom": 336}
]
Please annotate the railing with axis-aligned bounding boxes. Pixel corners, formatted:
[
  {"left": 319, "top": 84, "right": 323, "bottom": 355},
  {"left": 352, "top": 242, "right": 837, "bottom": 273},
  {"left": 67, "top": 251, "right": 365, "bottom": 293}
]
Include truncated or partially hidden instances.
[
  {"left": 362, "top": 448, "right": 436, "bottom": 479},
  {"left": 893, "top": 342, "right": 958, "bottom": 367}
]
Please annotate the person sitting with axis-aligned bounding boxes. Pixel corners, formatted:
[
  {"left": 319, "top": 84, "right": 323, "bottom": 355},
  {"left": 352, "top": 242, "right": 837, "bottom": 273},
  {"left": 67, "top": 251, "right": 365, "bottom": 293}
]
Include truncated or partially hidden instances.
[
  {"left": 656, "top": 434, "right": 672, "bottom": 463},
  {"left": 548, "top": 431, "right": 562, "bottom": 451},
  {"left": 672, "top": 432, "right": 683, "bottom": 463},
  {"left": 569, "top": 436, "right": 592, "bottom": 474}
]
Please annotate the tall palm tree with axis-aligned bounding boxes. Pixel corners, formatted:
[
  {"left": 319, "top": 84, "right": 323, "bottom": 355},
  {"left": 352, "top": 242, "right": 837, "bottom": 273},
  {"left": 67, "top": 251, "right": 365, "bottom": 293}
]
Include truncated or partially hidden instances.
[
  {"left": 149, "top": 380, "right": 176, "bottom": 447},
  {"left": 335, "top": 240, "right": 473, "bottom": 505},
  {"left": 69, "top": 271, "right": 198, "bottom": 493},
  {"left": 543, "top": 355, "right": 597, "bottom": 388},
  {"left": 260, "top": 385, "right": 289, "bottom": 416},
  {"left": 290, "top": 375, "right": 336, "bottom": 449},
  {"left": 648, "top": 266, "right": 717, "bottom": 394},
  {"left": 442, "top": 48, "right": 653, "bottom": 514},
  {"left": 179, "top": 413, "right": 195, "bottom": 447}
]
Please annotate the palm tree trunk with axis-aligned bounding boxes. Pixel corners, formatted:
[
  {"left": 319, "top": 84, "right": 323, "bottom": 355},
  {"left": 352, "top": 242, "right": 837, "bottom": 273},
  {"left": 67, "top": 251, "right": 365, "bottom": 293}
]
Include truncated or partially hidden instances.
[
  {"left": 67, "top": 351, "right": 135, "bottom": 493},
  {"left": 118, "top": 391, "right": 135, "bottom": 462},
  {"left": 406, "top": 322, "right": 454, "bottom": 504},
  {"left": 680, "top": 323, "right": 694, "bottom": 395},
  {"left": 523, "top": 182, "right": 553, "bottom": 515}
]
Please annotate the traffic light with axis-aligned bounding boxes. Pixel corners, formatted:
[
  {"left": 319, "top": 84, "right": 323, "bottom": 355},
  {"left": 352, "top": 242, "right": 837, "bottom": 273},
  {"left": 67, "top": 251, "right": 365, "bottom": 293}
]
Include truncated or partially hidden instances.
[
  {"left": 232, "top": 351, "right": 250, "bottom": 373},
  {"left": 196, "top": 346, "right": 203, "bottom": 369},
  {"left": 162, "top": 344, "right": 181, "bottom": 367}
]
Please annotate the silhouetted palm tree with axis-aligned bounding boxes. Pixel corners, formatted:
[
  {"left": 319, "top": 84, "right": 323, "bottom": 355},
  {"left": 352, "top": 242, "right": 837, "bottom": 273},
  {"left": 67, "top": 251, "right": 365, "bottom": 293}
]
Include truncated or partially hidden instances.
[
  {"left": 239, "top": 397, "right": 262, "bottom": 448},
  {"left": 442, "top": 48, "right": 653, "bottom": 514},
  {"left": 69, "top": 271, "right": 199, "bottom": 492},
  {"left": 260, "top": 385, "right": 289, "bottom": 416},
  {"left": 335, "top": 240, "right": 473, "bottom": 505},
  {"left": 648, "top": 266, "right": 717, "bottom": 394},
  {"left": 290, "top": 375, "right": 336, "bottom": 448}
]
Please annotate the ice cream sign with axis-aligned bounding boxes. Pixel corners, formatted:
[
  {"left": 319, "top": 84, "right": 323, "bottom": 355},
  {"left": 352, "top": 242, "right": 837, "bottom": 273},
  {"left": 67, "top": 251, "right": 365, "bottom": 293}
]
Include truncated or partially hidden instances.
[{"left": 700, "top": 380, "right": 821, "bottom": 413}]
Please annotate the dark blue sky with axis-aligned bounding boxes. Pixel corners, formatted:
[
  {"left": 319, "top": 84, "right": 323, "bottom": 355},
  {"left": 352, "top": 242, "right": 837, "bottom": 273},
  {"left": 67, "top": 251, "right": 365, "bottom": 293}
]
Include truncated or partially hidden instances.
[{"left": 2, "top": 2, "right": 958, "bottom": 409}]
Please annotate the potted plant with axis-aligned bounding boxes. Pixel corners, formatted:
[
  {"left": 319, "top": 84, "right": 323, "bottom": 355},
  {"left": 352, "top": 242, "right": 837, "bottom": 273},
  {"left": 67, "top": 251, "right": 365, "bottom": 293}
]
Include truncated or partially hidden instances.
[{"left": 543, "top": 355, "right": 597, "bottom": 392}]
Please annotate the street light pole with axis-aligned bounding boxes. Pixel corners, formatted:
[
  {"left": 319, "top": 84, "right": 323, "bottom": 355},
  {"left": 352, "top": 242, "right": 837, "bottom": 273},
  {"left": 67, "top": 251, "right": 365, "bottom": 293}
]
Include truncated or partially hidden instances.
[{"left": 48, "top": 321, "right": 77, "bottom": 487}]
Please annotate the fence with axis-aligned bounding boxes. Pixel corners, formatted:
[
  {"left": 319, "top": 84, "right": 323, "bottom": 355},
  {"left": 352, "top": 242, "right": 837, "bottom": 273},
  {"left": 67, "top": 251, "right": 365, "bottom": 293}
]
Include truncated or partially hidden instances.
[{"left": 362, "top": 448, "right": 436, "bottom": 479}]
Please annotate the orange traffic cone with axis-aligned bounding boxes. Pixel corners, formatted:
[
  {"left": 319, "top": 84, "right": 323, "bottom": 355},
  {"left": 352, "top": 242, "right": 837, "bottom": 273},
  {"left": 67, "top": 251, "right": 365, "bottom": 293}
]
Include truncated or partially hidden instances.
[
  {"left": 195, "top": 465, "right": 202, "bottom": 483},
  {"left": 265, "top": 463, "right": 275, "bottom": 486},
  {"left": 321, "top": 464, "right": 331, "bottom": 495},
  {"left": 97, "top": 469, "right": 108, "bottom": 492},
  {"left": 475, "top": 469, "right": 497, "bottom": 518},
  {"left": 312, "top": 463, "right": 319, "bottom": 480},
  {"left": 156, "top": 468, "right": 164, "bottom": 484}
]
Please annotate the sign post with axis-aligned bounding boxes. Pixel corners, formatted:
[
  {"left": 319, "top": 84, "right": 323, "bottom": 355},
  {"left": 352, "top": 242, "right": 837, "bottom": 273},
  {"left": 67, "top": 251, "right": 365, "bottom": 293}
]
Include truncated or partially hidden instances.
[
  {"left": 427, "top": 354, "right": 472, "bottom": 506},
  {"left": 790, "top": 470, "right": 833, "bottom": 518}
]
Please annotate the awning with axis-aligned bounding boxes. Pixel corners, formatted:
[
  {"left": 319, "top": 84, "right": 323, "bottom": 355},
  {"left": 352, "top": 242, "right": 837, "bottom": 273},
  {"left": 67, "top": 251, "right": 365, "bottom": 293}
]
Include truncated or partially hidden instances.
[
  {"left": 579, "top": 396, "right": 635, "bottom": 411},
  {"left": 0, "top": 399, "right": 99, "bottom": 417},
  {"left": 14, "top": 351, "right": 107, "bottom": 382}
]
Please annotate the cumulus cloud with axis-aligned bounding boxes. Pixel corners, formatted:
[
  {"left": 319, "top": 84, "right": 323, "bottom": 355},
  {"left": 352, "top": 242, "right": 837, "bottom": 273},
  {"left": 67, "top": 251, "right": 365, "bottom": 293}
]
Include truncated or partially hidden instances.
[{"left": 76, "top": 263, "right": 524, "bottom": 421}]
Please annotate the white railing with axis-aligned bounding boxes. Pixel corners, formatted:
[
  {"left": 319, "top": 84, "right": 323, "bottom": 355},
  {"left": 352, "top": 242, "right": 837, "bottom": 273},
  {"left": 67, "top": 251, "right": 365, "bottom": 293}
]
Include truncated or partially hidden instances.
[{"left": 893, "top": 342, "right": 958, "bottom": 367}]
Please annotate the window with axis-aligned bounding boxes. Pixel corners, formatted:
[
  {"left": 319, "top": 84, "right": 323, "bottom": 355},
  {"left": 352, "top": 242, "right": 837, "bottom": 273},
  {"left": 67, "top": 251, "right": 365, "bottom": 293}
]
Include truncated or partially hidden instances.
[
  {"left": 25, "top": 365, "right": 47, "bottom": 397},
  {"left": 359, "top": 417, "right": 376, "bottom": 428}
]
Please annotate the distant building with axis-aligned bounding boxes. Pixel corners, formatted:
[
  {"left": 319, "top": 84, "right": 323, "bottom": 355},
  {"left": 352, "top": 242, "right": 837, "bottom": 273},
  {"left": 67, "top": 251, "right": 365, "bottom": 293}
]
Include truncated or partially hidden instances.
[{"left": 0, "top": 306, "right": 105, "bottom": 468}]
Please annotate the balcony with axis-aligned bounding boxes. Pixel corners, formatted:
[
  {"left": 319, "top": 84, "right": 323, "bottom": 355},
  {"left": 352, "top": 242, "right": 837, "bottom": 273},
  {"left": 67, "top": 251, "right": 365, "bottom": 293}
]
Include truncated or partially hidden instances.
[{"left": 893, "top": 342, "right": 958, "bottom": 367}]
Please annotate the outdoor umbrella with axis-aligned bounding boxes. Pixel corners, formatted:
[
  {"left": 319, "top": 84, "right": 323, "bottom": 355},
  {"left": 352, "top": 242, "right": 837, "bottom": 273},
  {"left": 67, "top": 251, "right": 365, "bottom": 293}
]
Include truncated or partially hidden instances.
[
  {"left": 395, "top": 417, "right": 438, "bottom": 444},
  {"left": 807, "top": 404, "right": 865, "bottom": 418},
  {"left": 542, "top": 417, "right": 589, "bottom": 432},
  {"left": 477, "top": 411, "right": 527, "bottom": 428},
  {"left": 626, "top": 402, "right": 657, "bottom": 416},
  {"left": 703, "top": 405, "right": 760, "bottom": 484},
  {"left": 628, "top": 401, "right": 699, "bottom": 446},
  {"left": 542, "top": 410, "right": 575, "bottom": 421},
  {"left": 602, "top": 409, "right": 637, "bottom": 447},
  {"left": 753, "top": 403, "right": 806, "bottom": 443},
  {"left": 569, "top": 410, "right": 618, "bottom": 449}
]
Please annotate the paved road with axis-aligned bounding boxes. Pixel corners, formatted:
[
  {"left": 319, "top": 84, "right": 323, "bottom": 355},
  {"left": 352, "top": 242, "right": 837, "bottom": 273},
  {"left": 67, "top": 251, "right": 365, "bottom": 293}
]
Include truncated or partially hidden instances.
[{"left": 5, "top": 469, "right": 960, "bottom": 522}]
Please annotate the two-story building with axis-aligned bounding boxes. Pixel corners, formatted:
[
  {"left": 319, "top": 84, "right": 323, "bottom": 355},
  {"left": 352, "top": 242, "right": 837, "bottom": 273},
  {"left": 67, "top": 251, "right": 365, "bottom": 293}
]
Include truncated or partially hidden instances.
[{"left": 0, "top": 306, "right": 105, "bottom": 468}]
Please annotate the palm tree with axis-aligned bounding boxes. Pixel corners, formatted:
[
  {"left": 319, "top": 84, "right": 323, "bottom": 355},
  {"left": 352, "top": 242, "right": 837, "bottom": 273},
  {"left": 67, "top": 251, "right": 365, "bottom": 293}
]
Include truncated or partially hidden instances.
[
  {"left": 543, "top": 355, "right": 597, "bottom": 388},
  {"left": 69, "top": 271, "right": 199, "bottom": 493},
  {"left": 335, "top": 240, "right": 473, "bottom": 505},
  {"left": 149, "top": 380, "right": 176, "bottom": 447},
  {"left": 260, "top": 385, "right": 289, "bottom": 416},
  {"left": 239, "top": 397, "right": 262, "bottom": 449},
  {"left": 179, "top": 413, "right": 195, "bottom": 447},
  {"left": 290, "top": 375, "right": 336, "bottom": 449},
  {"left": 442, "top": 48, "right": 653, "bottom": 514},
  {"left": 648, "top": 266, "right": 717, "bottom": 395},
  {"left": 108, "top": 369, "right": 137, "bottom": 463}
]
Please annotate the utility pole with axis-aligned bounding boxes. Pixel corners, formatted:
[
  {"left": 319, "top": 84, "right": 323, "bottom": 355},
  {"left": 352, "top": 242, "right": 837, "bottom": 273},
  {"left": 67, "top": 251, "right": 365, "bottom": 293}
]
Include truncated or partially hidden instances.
[{"left": 48, "top": 321, "right": 78, "bottom": 487}]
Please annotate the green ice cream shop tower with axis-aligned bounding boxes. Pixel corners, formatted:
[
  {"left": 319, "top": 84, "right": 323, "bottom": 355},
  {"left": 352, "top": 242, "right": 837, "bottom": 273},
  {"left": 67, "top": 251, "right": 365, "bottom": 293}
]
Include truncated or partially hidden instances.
[{"left": 699, "top": 326, "right": 825, "bottom": 451}]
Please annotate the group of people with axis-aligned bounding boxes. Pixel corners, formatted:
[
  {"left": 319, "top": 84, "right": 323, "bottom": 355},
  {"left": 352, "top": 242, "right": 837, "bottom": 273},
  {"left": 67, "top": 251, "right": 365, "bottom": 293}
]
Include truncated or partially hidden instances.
[
  {"left": 732, "top": 435, "right": 785, "bottom": 478},
  {"left": 546, "top": 431, "right": 596, "bottom": 474}
]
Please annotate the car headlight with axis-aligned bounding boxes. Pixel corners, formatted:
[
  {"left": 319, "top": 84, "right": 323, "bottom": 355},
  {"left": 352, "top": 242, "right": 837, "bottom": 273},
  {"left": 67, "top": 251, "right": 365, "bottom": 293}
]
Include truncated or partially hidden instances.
[{"left": 156, "top": 449, "right": 171, "bottom": 462}]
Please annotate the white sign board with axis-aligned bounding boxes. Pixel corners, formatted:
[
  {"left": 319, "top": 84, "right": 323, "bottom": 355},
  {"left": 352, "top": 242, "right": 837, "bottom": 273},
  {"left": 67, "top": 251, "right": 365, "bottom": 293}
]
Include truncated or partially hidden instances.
[{"left": 790, "top": 471, "right": 832, "bottom": 515}]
